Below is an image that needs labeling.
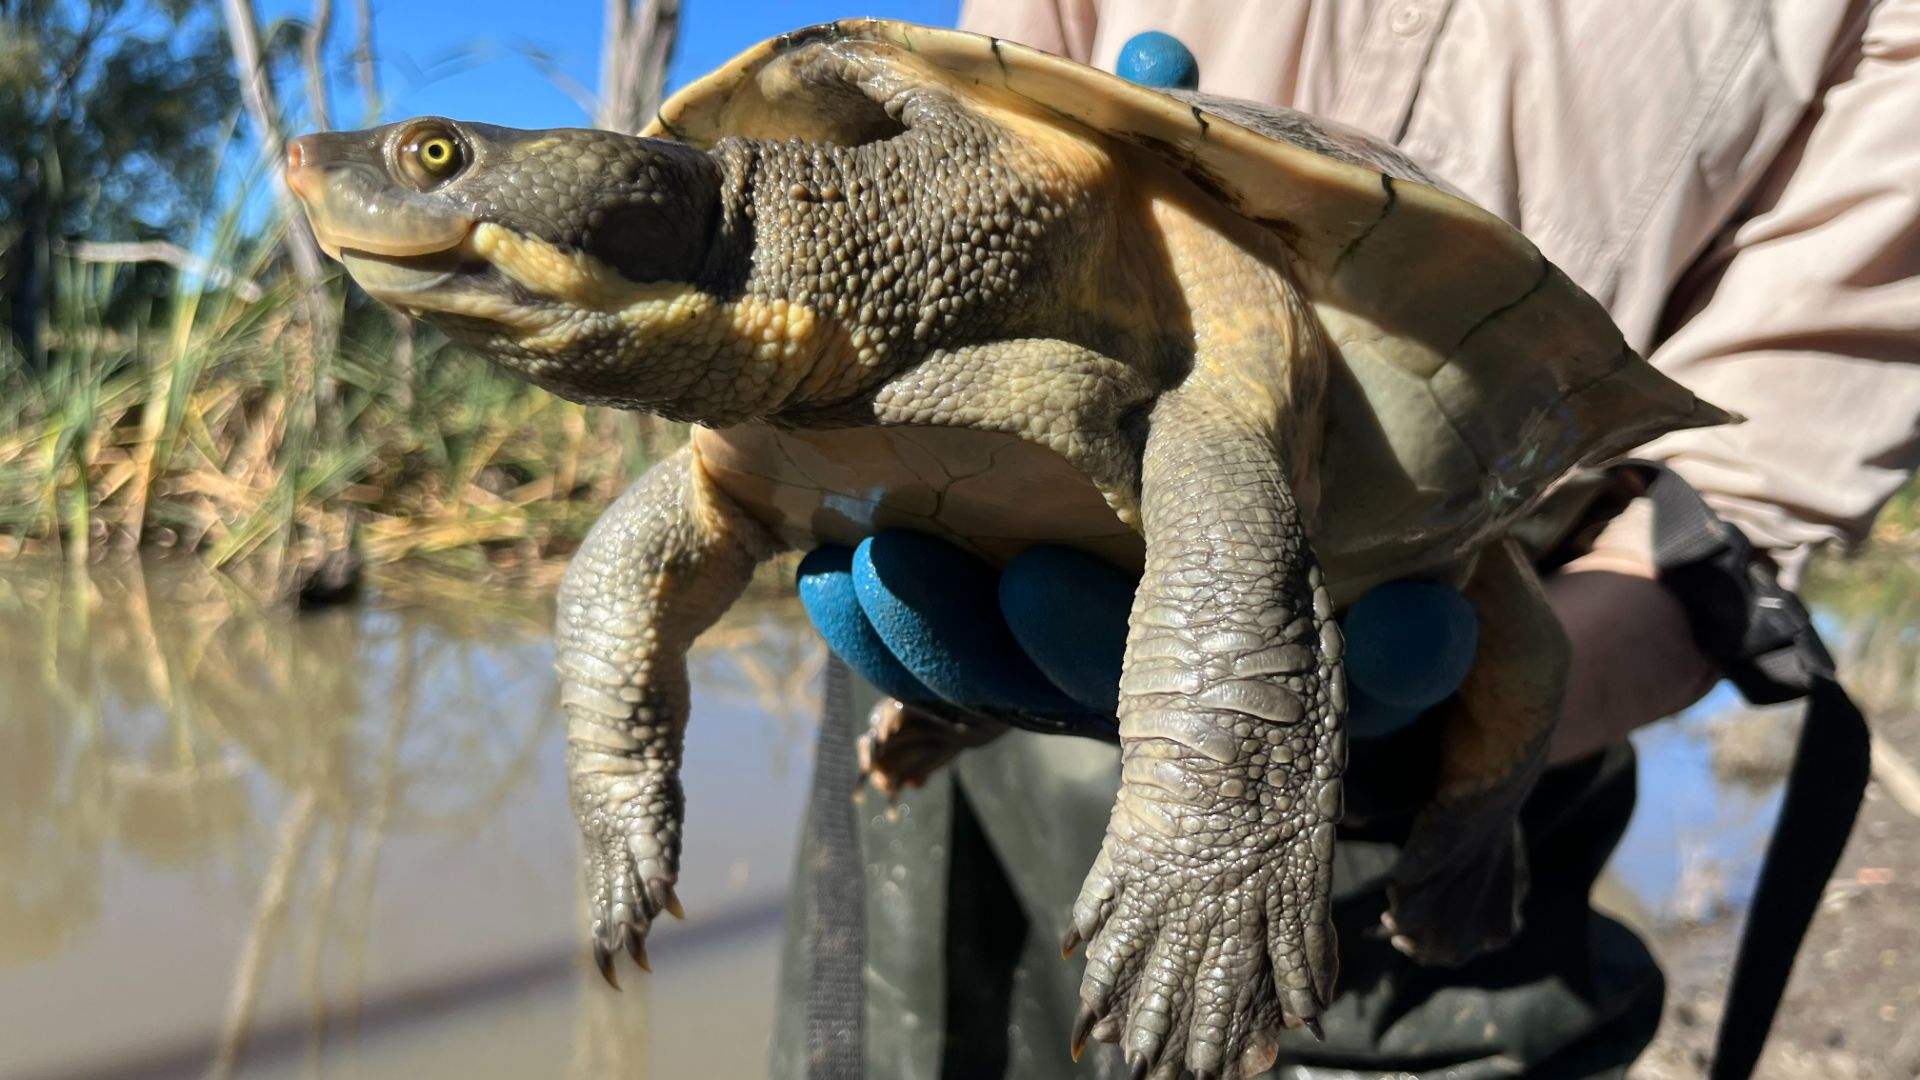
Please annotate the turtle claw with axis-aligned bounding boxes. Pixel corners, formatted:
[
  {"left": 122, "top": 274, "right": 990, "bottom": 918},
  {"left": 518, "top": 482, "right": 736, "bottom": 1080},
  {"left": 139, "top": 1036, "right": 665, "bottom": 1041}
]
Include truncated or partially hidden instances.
[
  {"left": 573, "top": 766, "right": 681, "bottom": 993},
  {"left": 1070, "top": 1002, "right": 1098, "bottom": 1061},
  {"left": 593, "top": 937, "right": 618, "bottom": 989},
  {"left": 626, "top": 926, "right": 651, "bottom": 972},
  {"left": 649, "top": 879, "right": 685, "bottom": 921},
  {"left": 1061, "top": 924, "right": 1084, "bottom": 959},
  {"left": 1386, "top": 826, "right": 1525, "bottom": 966},
  {"left": 1237, "top": 1033, "right": 1282, "bottom": 1079},
  {"left": 1384, "top": 831, "right": 1533, "bottom": 964}
]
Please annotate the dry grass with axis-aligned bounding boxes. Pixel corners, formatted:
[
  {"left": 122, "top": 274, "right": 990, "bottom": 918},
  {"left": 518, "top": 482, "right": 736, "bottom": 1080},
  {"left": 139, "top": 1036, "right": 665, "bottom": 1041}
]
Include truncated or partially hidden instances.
[{"left": 0, "top": 197, "right": 683, "bottom": 599}]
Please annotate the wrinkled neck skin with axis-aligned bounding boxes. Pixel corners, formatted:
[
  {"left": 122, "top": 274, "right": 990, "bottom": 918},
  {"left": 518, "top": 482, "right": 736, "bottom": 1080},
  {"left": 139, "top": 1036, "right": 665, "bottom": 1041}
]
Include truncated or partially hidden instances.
[{"left": 449, "top": 107, "right": 1169, "bottom": 429}]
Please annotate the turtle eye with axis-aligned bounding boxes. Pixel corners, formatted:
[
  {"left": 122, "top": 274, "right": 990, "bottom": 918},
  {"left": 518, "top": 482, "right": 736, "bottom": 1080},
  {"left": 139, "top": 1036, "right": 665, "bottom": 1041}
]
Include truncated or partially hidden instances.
[{"left": 396, "top": 124, "right": 466, "bottom": 188}]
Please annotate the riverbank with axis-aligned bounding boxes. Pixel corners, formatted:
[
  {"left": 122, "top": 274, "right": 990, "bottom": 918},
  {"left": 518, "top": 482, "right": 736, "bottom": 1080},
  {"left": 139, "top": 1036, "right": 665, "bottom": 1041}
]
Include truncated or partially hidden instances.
[
  {"left": 0, "top": 251, "right": 694, "bottom": 602},
  {"left": 1633, "top": 704, "right": 1920, "bottom": 1080}
]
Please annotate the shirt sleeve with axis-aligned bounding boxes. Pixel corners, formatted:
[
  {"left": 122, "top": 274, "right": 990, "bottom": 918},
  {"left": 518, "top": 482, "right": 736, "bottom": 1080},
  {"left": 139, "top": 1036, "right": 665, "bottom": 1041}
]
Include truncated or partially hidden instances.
[
  {"left": 1636, "top": 0, "right": 1920, "bottom": 566},
  {"left": 956, "top": 0, "right": 1098, "bottom": 60}
]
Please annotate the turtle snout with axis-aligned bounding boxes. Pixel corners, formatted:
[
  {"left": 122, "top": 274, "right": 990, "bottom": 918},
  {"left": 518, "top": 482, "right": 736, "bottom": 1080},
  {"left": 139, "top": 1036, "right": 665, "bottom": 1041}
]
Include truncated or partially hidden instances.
[{"left": 286, "top": 135, "right": 319, "bottom": 199}]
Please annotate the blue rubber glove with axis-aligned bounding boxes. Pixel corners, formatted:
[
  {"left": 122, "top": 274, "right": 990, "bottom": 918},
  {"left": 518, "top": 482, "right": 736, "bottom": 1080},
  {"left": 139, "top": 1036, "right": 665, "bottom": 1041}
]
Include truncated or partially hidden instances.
[
  {"left": 798, "top": 531, "right": 1479, "bottom": 742},
  {"left": 1115, "top": 31, "right": 1201, "bottom": 90}
]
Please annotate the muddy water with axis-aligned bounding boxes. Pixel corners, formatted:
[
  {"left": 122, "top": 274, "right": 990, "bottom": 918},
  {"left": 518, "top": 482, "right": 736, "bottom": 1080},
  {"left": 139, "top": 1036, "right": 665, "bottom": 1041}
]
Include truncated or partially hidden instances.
[
  {"left": 0, "top": 557, "right": 822, "bottom": 1080},
  {"left": 0, "top": 554, "right": 1809, "bottom": 1079}
]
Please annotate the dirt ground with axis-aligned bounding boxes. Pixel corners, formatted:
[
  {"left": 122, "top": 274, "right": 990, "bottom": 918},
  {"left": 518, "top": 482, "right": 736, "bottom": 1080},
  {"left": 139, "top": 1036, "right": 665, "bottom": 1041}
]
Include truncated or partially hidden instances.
[{"left": 1631, "top": 706, "right": 1920, "bottom": 1080}]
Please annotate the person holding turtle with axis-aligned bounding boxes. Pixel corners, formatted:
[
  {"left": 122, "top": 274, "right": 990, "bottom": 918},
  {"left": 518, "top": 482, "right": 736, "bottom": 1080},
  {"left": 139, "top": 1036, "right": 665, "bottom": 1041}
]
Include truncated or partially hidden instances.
[
  {"left": 278, "top": 2, "right": 1916, "bottom": 1074},
  {"left": 774, "top": 2, "right": 1920, "bottom": 1078}
]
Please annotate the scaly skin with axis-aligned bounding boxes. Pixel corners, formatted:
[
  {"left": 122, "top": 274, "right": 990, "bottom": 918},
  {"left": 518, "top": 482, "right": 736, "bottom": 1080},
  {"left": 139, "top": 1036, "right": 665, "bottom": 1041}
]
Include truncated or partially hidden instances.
[
  {"left": 277, "top": 32, "right": 1607, "bottom": 1078},
  {"left": 1072, "top": 389, "right": 1343, "bottom": 1079},
  {"left": 554, "top": 446, "right": 777, "bottom": 980}
]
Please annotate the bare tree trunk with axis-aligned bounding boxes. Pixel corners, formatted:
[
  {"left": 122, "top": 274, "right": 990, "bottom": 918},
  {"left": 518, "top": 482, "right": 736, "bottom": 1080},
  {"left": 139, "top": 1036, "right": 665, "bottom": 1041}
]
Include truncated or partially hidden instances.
[
  {"left": 351, "top": 0, "right": 380, "bottom": 123},
  {"left": 596, "top": 0, "right": 680, "bottom": 134},
  {"left": 220, "top": 0, "right": 343, "bottom": 577},
  {"left": 221, "top": 0, "right": 329, "bottom": 289},
  {"left": 303, "top": 0, "right": 334, "bottom": 132},
  {"left": 341, "top": 0, "right": 414, "bottom": 406}
]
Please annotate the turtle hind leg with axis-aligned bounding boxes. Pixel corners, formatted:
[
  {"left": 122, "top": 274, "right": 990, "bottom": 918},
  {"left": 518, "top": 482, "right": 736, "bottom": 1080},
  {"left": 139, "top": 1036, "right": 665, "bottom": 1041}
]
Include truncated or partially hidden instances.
[
  {"left": 1386, "top": 538, "right": 1564, "bottom": 966},
  {"left": 1385, "top": 801, "right": 1529, "bottom": 965},
  {"left": 858, "top": 698, "right": 1008, "bottom": 799}
]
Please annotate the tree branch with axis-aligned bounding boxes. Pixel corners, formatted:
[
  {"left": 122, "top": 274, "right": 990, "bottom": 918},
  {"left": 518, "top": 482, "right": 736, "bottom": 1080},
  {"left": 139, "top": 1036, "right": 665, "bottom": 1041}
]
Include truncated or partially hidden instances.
[
  {"left": 595, "top": 0, "right": 679, "bottom": 134},
  {"left": 220, "top": 0, "right": 328, "bottom": 288},
  {"left": 59, "top": 240, "right": 263, "bottom": 302},
  {"left": 304, "top": 0, "right": 334, "bottom": 132},
  {"left": 221, "top": 0, "right": 343, "bottom": 445},
  {"left": 352, "top": 0, "right": 380, "bottom": 123}
]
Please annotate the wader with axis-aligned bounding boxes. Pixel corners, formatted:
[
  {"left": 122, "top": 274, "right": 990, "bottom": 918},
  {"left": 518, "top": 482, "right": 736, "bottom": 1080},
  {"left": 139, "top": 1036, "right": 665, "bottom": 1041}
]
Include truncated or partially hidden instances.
[{"left": 770, "top": 466, "right": 1870, "bottom": 1080}]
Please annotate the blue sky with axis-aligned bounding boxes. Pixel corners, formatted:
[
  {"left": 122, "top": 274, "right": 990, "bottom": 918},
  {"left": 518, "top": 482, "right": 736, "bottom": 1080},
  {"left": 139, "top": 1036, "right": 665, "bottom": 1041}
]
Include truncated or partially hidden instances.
[{"left": 258, "top": 0, "right": 962, "bottom": 132}]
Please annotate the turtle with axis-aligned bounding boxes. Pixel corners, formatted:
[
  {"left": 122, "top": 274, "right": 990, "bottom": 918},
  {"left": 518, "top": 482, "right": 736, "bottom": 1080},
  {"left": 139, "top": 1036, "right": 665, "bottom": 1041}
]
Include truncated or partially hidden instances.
[{"left": 284, "top": 19, "right": 1728, "bottom": 1078}]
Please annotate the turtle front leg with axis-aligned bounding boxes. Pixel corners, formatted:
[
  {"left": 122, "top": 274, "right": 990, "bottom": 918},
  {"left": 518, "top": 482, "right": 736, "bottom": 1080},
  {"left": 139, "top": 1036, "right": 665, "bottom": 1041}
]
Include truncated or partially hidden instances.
[
  {"left": 1071, "top": 393, "right": 1343, "bottom": 1080},
  {"left": 556, "top": 445, "right": 777, "bottom": 983},
  {"left": 1386, "top": 537, "right": 1564, "bottom": 964}
]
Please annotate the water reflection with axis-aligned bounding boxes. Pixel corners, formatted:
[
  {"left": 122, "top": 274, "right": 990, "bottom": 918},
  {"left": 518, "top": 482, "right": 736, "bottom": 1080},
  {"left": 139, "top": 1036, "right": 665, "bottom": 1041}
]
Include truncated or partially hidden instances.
[
  {"left": 1, "top": 541, "right": 1902, "bottom": 1078},
  {"left": 0, "top": 557, "right": 820, "bottom": 1080},
  {"left": 1612, "top": 690, "right": 1787, "bottom": 926}
]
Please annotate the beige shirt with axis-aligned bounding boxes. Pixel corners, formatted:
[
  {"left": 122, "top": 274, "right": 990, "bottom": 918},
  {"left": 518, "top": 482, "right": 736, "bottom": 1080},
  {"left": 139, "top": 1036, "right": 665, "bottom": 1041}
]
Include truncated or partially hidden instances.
[{"left": 959, "top": 0, "right": 1920, "bottom": 569}]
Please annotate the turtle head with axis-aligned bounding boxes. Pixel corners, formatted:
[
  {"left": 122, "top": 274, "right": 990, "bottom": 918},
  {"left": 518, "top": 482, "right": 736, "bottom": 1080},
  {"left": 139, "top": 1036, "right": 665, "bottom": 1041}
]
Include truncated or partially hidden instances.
[{"left": 287, "top": 118, "right": 726, "bottom": 407}]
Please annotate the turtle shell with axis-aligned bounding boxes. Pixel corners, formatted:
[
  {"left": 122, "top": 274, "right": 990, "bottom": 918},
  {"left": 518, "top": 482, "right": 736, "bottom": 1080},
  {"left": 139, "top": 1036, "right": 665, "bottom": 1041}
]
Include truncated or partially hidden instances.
[{"left": 649, "top": 20, "right": 1728, "bottom": 590}]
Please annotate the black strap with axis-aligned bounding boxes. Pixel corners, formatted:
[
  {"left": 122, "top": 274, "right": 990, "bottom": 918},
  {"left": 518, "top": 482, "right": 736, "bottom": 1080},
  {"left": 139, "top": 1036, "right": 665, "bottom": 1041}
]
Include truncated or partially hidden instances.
[
  {"left": 804, "top": 656, "right": 867, "bottom": 1079},
  {"left": 1634, "top": 463, "right": 1872, "bottom": 1080}
]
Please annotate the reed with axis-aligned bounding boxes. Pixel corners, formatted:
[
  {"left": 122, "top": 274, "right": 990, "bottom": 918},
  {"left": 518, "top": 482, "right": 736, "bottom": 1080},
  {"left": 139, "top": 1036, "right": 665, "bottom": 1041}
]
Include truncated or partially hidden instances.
[
  {"left": 1, "top": 0, "right": 690, "bottom": 602},
  {"left": 0, "top": 163, "right": 679, "bottom": 595}
]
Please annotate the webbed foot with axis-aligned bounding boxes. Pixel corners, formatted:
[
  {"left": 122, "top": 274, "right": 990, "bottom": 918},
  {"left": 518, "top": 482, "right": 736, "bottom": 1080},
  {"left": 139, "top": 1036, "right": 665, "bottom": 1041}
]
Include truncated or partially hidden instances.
[
  {"left": 1066, "top": 742, "right": 1339, "bottom": 1078},
  {"left": 552, "top": 446, "right": 775, "bottom": 989},
  {"left": 857, "top": 698, "right": 1007, "bottom": 799},
  {"left": 572, "top": 761, "right": 687, "bottom": 989},
  {"left": 1385, "top": 816, "right": 1525, "bottom": 965}
]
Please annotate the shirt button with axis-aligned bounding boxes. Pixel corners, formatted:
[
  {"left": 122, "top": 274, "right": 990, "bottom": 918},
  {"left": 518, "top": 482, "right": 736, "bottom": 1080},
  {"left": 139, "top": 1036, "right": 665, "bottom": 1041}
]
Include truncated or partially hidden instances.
[{"left": 1390, "top": 3, "right": 1427, "bottom": 35}]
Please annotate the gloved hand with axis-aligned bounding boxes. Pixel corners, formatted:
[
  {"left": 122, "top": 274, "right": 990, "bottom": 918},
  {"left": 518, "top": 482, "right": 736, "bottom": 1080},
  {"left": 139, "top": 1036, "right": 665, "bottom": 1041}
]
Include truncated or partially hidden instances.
[{"left": 798, "top": 530, "right": 1480, "bottom": 748}]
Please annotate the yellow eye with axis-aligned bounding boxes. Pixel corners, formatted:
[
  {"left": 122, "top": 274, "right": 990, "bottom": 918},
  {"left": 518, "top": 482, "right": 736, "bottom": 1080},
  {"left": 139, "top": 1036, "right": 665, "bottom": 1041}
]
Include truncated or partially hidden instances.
[
  {"left": 397, "top": 124, "right": 465, "bottom": 187},
  {"left": 418, "top": 138, "right": 457, "bottom": 172}
]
